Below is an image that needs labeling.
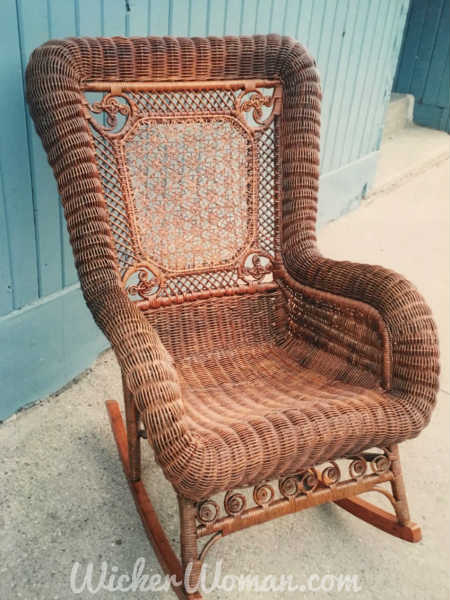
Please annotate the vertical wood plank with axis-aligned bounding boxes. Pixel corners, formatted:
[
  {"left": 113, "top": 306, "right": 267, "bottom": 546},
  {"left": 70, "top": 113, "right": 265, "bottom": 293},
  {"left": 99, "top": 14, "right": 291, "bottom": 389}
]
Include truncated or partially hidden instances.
[
  {"left": 102, "top": 0, "right": 126, "bottom": 36},
  {"left": 296, "top": 0, "right": 313, "bottom": 47},
  {"left": 394, "top": 0, "right": 449, "bottom": 132},
  {"left": 423, "top": 0, "right": 450, "bottom": 106},
  {"left": 370, "top": 1, "right": 409, "bottom": 150},
  {"left": 327, "top": 0, "right": 367, "bottom": 171},
  {"left": 149, "top": 0, "right": 170, "bottom": 35},
  {"left": 357, "top": 0, "right": 397, "bottom": 157},
  {"left": 171, "top": 0, "right": 190, "bottom": 36},
  {"left": 254, "top": 0, "right": 272, "bottom": 34},
  {"left": 0, "top": 0, "right": 38, "bottom": 310},
  {"left": 395, "top": 0, "right": 427, "bottom": 91},
  {"left": 319, "top": 0, "right": 349, "bottom": 172},
  {"left": 315, "top": 0, "right": 339, "bottom": 87},
  {"left": 188, "top": 0, "right": 208, "bottom": 36},
  {"left": 48, "top": 0, "right": 78, "bottom": 288},
  {"left": 127, "top": 0, "right": 151, "bottom": 37},
  {"left": 410, "top": 0, "right": 444, "bottom": 101},
  {"left": 269, "top": 0, "right": 286, "bottom": 34},
  {"left": 435, "top": 50, "right": 450, "bottom": 108},
  {"left": 321, "top": 0, "right": 359, "bottom": 173},
  {"left": 224, "top": 0, "right": 243, "bottom": 35},
  {"left": 240, "top": 0, "right": 258, "bottom": 34},
  {"left": 0, "top": 162, "right": 14, "bottom": 315},
  {"left": 17, "top": 0, "right": 58, "bottom": 301},
  {"left": 49, "top": 0, "right": 77, "bottom": 36},
  {"left": 207, "top": 0, "right": 227, "bottom": 35},
  {"left": 340, "top": 0, "right": 381, "bottom": 165},
  {"left": 77, "top": 0, "right": 103, "bottom": 36},
  {"left": 305, "top": 0, "right": 325, "bottom": 59},
  {"left": 282, "top": 0, "right": 301, "bottom": 38}
]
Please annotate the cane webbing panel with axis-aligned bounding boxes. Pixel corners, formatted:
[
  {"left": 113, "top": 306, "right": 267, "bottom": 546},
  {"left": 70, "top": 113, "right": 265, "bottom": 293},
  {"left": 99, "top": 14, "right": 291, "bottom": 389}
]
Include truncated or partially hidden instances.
[{"left": 124, "top": 116, "right": 251, "bottom": 272}]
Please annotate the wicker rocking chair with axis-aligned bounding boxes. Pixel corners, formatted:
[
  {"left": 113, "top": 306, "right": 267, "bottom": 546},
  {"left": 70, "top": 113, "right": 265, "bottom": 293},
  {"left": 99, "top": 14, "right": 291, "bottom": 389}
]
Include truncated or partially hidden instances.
[{"left": 27, "top": 35, "right": 439, "bottom": 598}]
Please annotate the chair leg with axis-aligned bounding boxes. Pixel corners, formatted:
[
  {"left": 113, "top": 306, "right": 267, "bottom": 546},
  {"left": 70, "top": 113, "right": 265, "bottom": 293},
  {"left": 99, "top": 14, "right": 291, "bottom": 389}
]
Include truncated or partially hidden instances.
[
  {"left": 389, "top": 443, "right": 412, "bottom": 525},
  {"left": 335, "top": 444, "right": 421, "bottom": 542},
  {"left": 122, "top": 375, "right": 141, "bottom": 482},
  {"left": 178, "top": 495, "right": 203, "bottom": 599}
]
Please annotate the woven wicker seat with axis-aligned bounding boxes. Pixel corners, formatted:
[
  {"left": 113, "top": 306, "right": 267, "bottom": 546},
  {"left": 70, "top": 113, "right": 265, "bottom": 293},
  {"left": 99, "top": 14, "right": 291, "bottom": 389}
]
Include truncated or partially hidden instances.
[
  {"left": 26, "top": 35, "right": 439, "bottom": 598},
  {"left": 180, "top": 344, "right": 399, "bottom": 495},
  {"left": 151, "top": 290, "right": 422, "bottom": 500}
]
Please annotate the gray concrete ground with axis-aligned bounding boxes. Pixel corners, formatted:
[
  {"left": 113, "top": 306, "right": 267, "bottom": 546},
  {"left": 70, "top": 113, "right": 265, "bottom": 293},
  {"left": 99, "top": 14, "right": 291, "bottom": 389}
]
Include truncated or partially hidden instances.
[{"left": 1, "top": 127, "right": 449, "bottom": 600}]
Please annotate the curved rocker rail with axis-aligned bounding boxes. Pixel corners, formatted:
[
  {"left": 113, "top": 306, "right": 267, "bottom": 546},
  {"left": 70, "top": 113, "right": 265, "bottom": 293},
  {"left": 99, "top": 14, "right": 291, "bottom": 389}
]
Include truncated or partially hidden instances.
[
  {"left": 106, "top": 400, "right": 200, "bottom": 600},
  {"left": 106, "top": 400, "right": 421, "bottom": 599},
  {"left": 335, "top": 497, "right": 421, "bottom": 543}
]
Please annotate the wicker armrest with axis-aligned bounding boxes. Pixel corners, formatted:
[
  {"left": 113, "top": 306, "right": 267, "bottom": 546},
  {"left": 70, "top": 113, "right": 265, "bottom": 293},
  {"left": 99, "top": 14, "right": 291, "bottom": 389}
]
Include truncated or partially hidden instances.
[
  {"left": 281, "top": 270, "right": 391, "bottom": 389},
  {"left": 283, "top": 253, "right": 439, "bottom": 415},
  {"left": 86, "top": 283, "right": 187, "bottom": 453}
]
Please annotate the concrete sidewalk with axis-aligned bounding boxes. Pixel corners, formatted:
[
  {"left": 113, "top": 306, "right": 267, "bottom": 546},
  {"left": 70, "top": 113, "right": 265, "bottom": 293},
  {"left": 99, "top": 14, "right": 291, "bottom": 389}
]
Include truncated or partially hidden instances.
[{"left": 1, "top": 131, "right": 449, "bottom": 600}]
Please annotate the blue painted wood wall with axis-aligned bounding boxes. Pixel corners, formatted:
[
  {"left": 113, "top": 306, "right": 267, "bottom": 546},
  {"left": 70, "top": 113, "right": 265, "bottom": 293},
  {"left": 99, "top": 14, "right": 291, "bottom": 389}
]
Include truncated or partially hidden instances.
[
  {"left": 0, "top": 0, "right": 409, "bottom": 420},
  {"left": 394, "top": 0, "right": 450, "bottom": 132}
]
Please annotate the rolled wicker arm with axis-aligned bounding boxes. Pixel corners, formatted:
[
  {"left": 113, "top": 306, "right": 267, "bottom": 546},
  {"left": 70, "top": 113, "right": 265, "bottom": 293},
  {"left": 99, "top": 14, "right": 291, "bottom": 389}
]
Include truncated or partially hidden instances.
[
  {"left": 283, "top": 251, "right": 439, "bottom": 429},
  {"left": 88, "top": 285, "right": 187, "bottom": 454}
]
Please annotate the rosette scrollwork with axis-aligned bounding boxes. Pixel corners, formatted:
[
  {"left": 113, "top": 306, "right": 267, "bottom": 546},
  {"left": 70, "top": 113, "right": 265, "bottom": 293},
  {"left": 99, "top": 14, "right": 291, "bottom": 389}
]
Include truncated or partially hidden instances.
[
  {"left": 279, "top": 468, "right": 319, "bottom": 498},
  {"left": 348, "top": 456, "right": 368, "bottom": 479},
  {"left": 224, "top": 490, "right": 247, "bottom": 516},
  {"left": 235, "top": 86, "right": 282, "bottom": 131},
  {"left": 124, "top": 264, "right": 161, "bottom": 300},
  {"left": 238, "top": 250, "right": 273, "bottom": 284},
  {"left": 88, "top": 92, "right": 135, "bottom": 134},
  {"left": 253, "top": 483, "right": 275, "bottom": 507},
  {"left": 321, "top": 461, "right": 341, "bottom": 487},
  {"left": 278, "top": 475, "right": 298, "bottom": 499},
  {"left": 298, "top": 468, "right": 319, "bottom": 494},
  {"left": 196, "top": 500, "right": 219, "bottom": 525},
  {"left": 370, "top": 453, "right": 391, "bottom": 474}
]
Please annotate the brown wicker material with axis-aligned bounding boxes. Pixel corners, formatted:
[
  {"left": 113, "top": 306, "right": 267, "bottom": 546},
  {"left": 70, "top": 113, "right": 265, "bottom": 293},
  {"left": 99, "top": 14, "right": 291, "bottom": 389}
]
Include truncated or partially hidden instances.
[{"left": 26, "top": 35, "right": 439, "bottom": 596}]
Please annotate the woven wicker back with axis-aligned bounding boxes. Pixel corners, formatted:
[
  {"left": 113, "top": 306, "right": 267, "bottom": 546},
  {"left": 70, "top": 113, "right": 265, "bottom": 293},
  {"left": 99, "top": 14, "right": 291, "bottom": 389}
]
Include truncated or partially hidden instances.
[
  {"left": 26, "top": 36, "right": 321, "bottom": 311},
  {"left": 85, "top": 80, "right": 282, "bottom": 304}
]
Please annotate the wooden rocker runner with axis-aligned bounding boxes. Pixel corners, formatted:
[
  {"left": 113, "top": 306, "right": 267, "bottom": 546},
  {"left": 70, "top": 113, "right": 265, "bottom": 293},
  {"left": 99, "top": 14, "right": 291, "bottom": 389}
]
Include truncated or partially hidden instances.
[{"left": 27, "top": 35, "right": 439, "bottom": 598}]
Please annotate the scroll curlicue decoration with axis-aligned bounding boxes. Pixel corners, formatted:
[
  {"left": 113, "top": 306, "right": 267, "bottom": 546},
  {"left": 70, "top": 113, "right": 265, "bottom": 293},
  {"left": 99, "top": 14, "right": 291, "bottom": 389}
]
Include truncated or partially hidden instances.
[
  {"left": 195, "top": 449, "right": 393, "bottom": 532},
  {"left": 238, "top": 251, "right": 273, "bottom": 284},
  {"left": 235, "top": 86, "right": 282, "bottom": 130},
  {"left": 89, "top": 93, "right": 134, "bottom": 133},
  {"left": 125, "top": 265, "right": 161, "bottom": 300}
]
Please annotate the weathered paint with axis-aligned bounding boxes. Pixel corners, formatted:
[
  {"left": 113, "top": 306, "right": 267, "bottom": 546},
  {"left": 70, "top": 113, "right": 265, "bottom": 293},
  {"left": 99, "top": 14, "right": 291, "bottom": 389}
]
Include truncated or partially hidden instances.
[
  {"left": 394, "top": 0, "right": 450, "bottom": 132},
  {"left": 0, "top": 0, "right": 408, "bottom": 419}
]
